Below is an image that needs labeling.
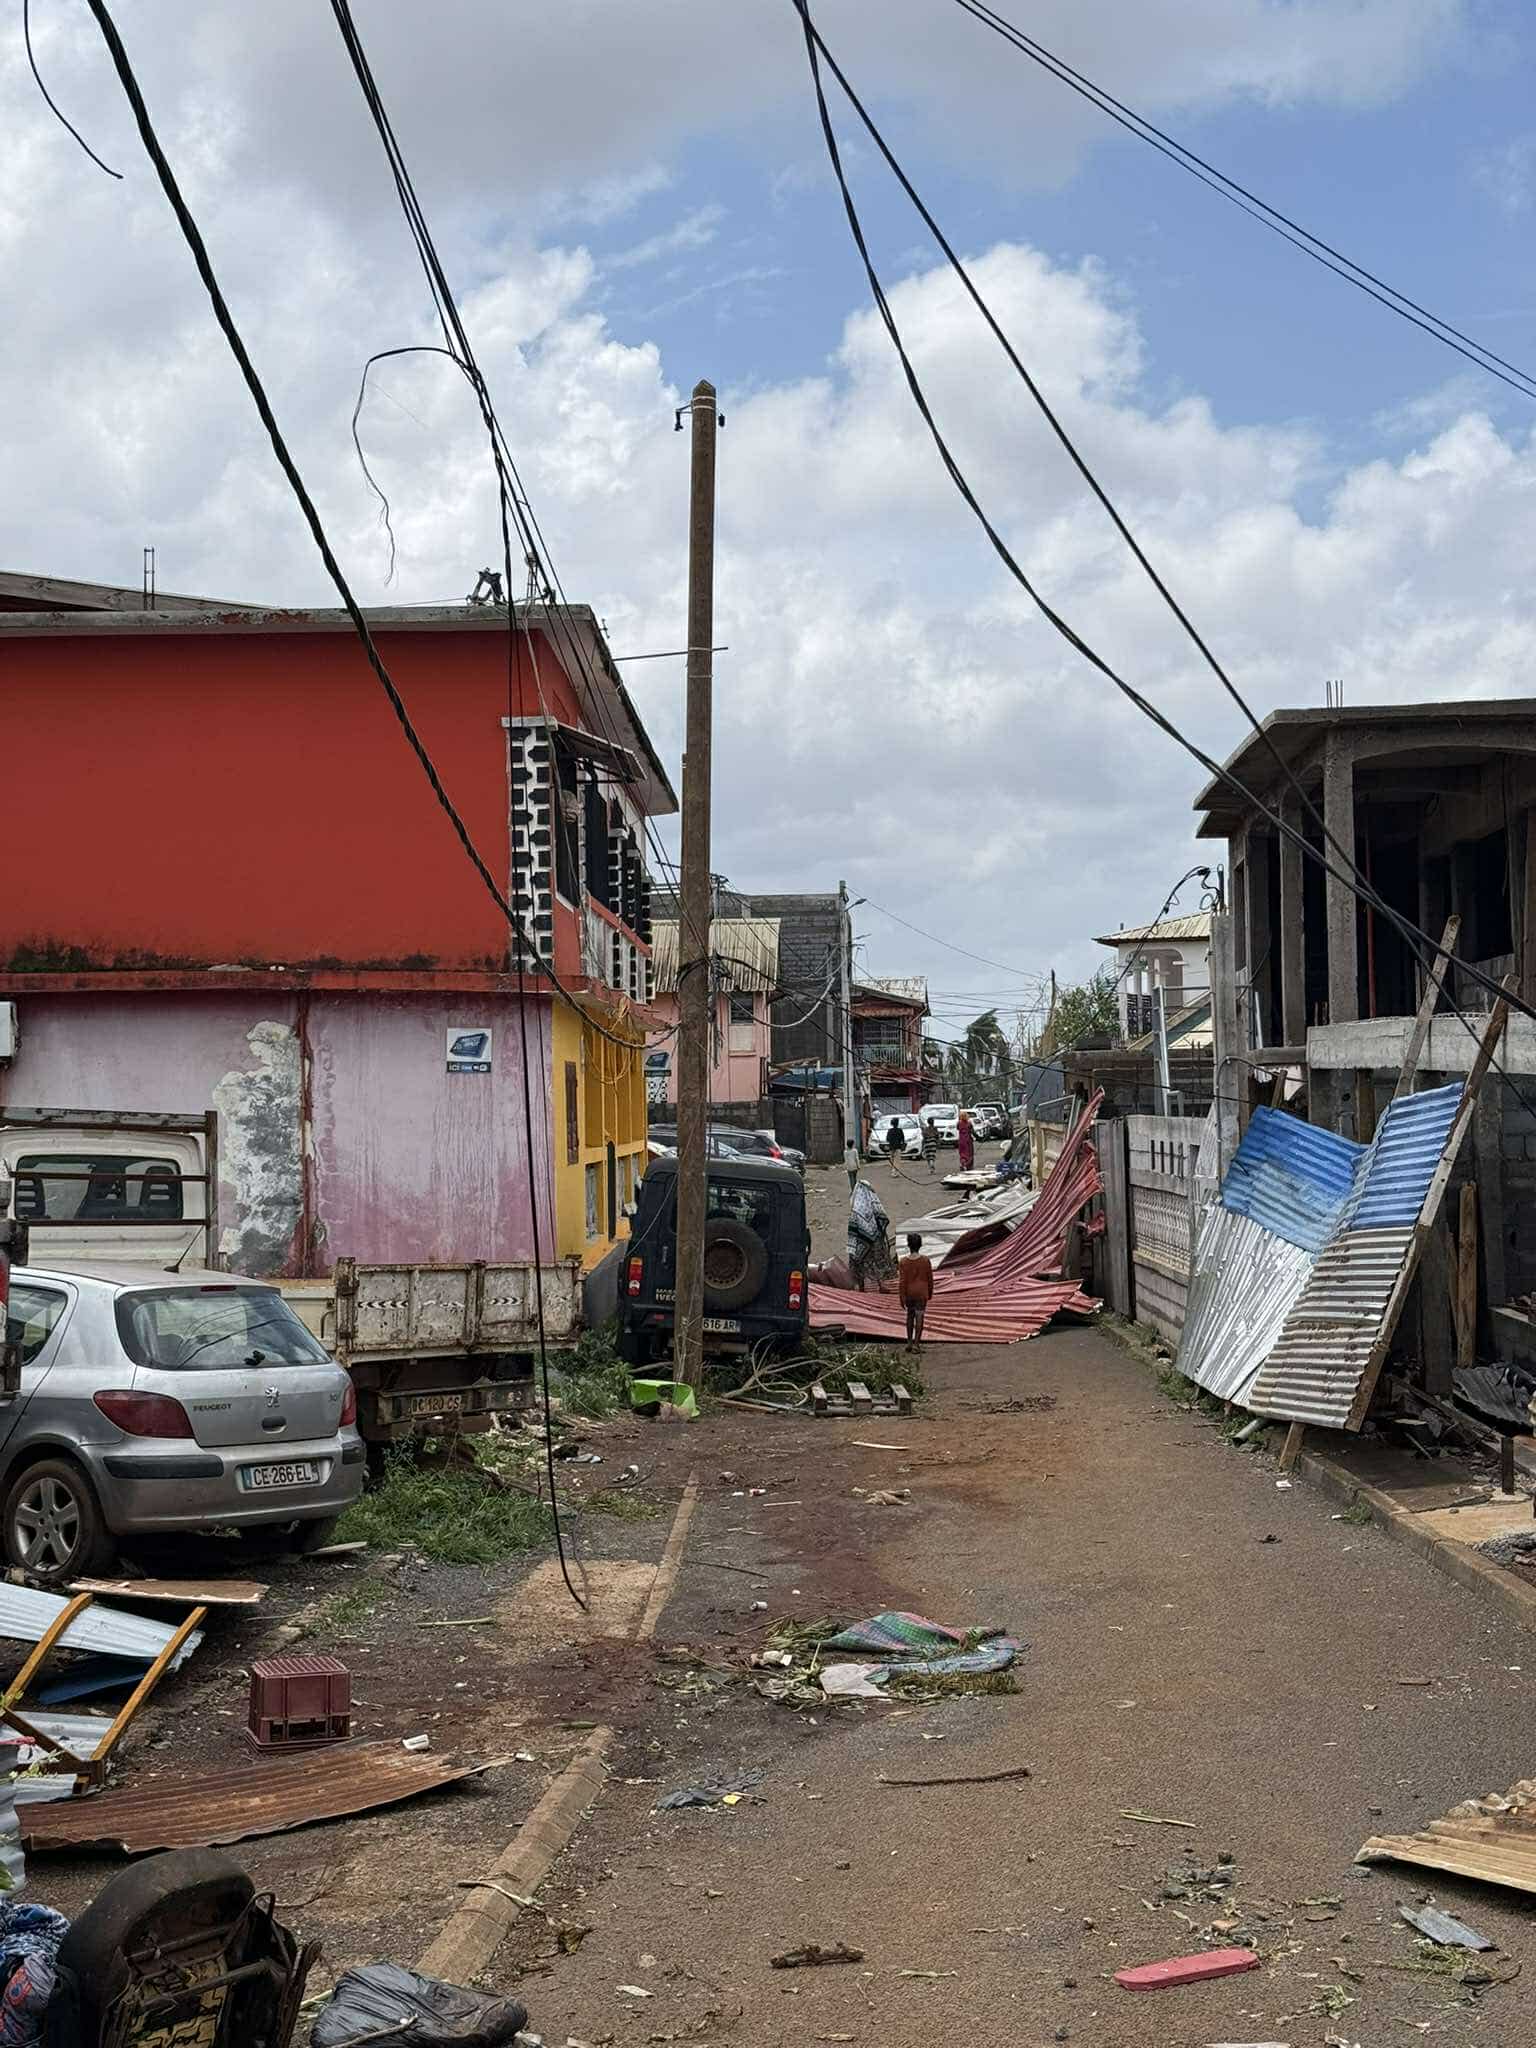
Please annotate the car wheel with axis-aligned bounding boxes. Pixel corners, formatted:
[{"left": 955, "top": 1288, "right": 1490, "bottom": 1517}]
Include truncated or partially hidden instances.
[
  {"left": 3, "top": 1457, "right": 116, "bottom": 1586},
  {"left": 290, "top": 1515, "right": 342, "bottom": 1556}
]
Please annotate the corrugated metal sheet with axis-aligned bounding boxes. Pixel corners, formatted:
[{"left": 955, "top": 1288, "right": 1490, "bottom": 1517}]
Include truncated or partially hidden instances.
[
  {"left": 22, "top": 1743, "right": 506, "bottom": 1854},
  {"left": 861, "top": 976, "right": 929, "bottom": 1009},
  {"left": 809, "top": 1092, "right": 1104, "bottom": 1344},
  {"left": 1176, "top": 1206, "right": 1313, "bottom": 1401},
  {"left": 1358, "top": 1777, "right": 1536, "bottom": 1895},
  {"left": 1093, "top": 913, "right": 1212, "bottom": 945},
  {"left": 1246, "top": 1226, "right": 1414, "bottom": 1424},
  {"left": 891, "top": 1182, "right": 1037, "bottom": 1268},
  {"left": 1220, "top": 1109, "right": 1362, "bottom": 1252},
  {"left": 650, "top": 918, "right": 780, "bottom": 994},
  {"left": 0, "top": 1585, "right": 202, "bottom": 1668},
  {"left": 1346, "top": 1082, "right": 1463, "bottom": 1229}
]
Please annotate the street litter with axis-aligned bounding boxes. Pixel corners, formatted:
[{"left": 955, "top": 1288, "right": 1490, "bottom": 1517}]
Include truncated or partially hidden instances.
[
  {"left": 630, "top": 1379, "right": 700, "bottom": 1421},
  {"left": 616, "top": 1985, "right": 652, "bottom": 1998},
  {"left": 402, "top": 1734, "right": 433, "bottom": 1752},
  {"left": 820, "top": 1611, "right": 1023, "bottom": 1682},
  {"left": 853, "top": 1488, "right": 911, "bottom": 1506},
  {"left": 71, "top": 1576, "right": 267, "bottom": 1607},
  {"left": 1115, "top": 1947, "right": 1260, "bottom": 1991},
  {"left": 312, "top": 1961, "right": 529, "bottom": 2048},
  {"left": 1398, "top": 1903, "right": 1495, "bottom": 1949},
  {"left": 770, "top": 1942, "right": 864, "bottom": 1968},
  {"left": 0, "top": 1897, "right": 69, "bottom": 2041},
  {"left": 656, "top": 1769, "right": 764, "bottom": 1811},
  {"left": 1358, "top": 1775, "right": 1536, "bottom": 1894},
  {"left": 820, "top": 1663, "right": 886, "bottom": 1699},
  {"left": 1121, "top": 1810, "right": 1198, "bottom": 1829},
  {"left": 877, "top": 1765, "right": 1030, "bottom": 1787}
]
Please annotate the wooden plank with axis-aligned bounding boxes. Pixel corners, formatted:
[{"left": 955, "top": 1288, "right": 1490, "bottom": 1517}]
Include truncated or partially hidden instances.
[
  {"left": 1345, "top": 982, "right": 1513, "bottom": 1431},
  {"left": 7, "top": 1592, "right": 95, "bottom": 1702},
  {"left": 1278, "top": 1421, "right": 1306, "bottom": 1473},
  {"left": 72, "top": 1577, "right": 267, "bottom": 1607},
  {"left": 1354, "top": 1067, "right": 1378, "bottom": 1143},
  {"left": 1097, "top": 1119, "right": 1133, "bottom": 1319},
  {"left": 93, "top": 1605, "right": 208, "bottom": 1768},
  {"left": 1394, "top": 912, "right": 1461, "bottom": 1099},
  {"left": 847, "top": 1382, "right": 873, "bottom": 1415},
  {"left": 1456, "top": 1182, "right": 1479, "bottom": 1374}
]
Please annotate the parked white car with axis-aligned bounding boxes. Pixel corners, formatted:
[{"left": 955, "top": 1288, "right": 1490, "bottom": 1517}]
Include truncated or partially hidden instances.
[
  {"left": 971, "top": 1102, "right": 1009, "bottom": 1140},
  {"left": 920, "top": 1103, "right": 960, "bottom": 1144},
  {"left": 867, "top": 1114, "right": 923, "bottom": 1160}
]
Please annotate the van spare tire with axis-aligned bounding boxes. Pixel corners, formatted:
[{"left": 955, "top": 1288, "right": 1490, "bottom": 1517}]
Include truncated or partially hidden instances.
[{"left": 702, "top": 1216, "right": 770, "bottom": 1311}]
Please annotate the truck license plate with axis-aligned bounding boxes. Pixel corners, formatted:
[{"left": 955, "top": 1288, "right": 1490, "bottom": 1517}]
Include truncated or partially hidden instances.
[
  {"left": 410, "top": 1393, "right": 464, "bottom": 1416},
  {"left": 244, "top": 1461, "right": 319, "bottom": 1490},
  {"left": 702, "top": 1317, "right": 741, "bottom": 1334}
]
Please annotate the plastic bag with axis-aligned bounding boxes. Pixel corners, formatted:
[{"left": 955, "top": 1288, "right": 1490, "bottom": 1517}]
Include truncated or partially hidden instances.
[{"left": 311, "top": 1962, "right": 528, "bottom": 2048}]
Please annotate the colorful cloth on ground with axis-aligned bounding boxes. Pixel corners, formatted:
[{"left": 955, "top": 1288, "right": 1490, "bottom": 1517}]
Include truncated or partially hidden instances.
[
  {"left": 0, "top": 1903, "right": 69, "bottom": 2048},
  {"left": 818, "top": 1612, "right": 1023, "bottom": 1676}
]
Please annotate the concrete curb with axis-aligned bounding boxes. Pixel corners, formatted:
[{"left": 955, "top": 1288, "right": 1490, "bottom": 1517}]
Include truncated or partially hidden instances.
[
  {"left": 417, "top": 1473, "right": 700, "bottom": 1984},
  {"left": 1296, "top": 1445, "right": 1536, "bottom": 1637}
]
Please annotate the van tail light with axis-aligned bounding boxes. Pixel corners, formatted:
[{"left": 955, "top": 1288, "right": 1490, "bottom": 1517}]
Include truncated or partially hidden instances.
[
  {"left": 93, "top": 1390, "right": 195, "bottom": 1439},
  {"left": 340, "top": 1378, "right": 358, "bottom": 1428},
  {"left": 787, "top": 1269, "right": 804, "bottom": 1311},
  {"left": 626, "top": 1256, "right": 644, "bottom": 1298}
]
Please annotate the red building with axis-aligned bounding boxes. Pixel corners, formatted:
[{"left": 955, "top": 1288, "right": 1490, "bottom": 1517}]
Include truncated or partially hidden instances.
[{"left": 0, "top": 595, "right": 675, "bottom": 1289}]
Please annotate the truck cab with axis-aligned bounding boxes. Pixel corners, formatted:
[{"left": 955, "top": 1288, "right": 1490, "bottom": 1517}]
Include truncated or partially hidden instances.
[{"left": 618, "top": 1155, "right": 810, "bottom": 1367}]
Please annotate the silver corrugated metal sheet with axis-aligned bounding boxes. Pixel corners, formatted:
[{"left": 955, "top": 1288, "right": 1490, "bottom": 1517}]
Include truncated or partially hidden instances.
[
  {"left": 0, "top": 1585, "right": 201, "bottom": 1667},
  {"left": 650, "top": 917, "right": 780, "bottom": 994},
  {"left": 1093, "top": 913, "right": 1211, "bottom": 945},
  {"left": 1177, "top": 1206, "right": 1313, "bottom": 1401},
  {"left": 1248, "top": 1226, "right": 1415, "bottom": 1423},
  {"left": 1347, "top": 1083, "right": 1463, "bottom": 1229}
]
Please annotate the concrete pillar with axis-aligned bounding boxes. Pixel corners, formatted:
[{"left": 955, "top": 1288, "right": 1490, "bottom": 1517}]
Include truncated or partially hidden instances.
[
  {"left": 1279, "top": 793, "right": 1306, "bottom": 1046},
  {"left": 1247, "top": 830, "right": 1276, "bottom": 1047},
  {"left": 1323, "top": 738, "right": 1358, "bottom": 1025}
]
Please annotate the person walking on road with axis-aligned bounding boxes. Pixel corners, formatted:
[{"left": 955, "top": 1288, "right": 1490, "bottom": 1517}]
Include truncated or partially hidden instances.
[
  {"left": 847, "top": 1177, "right": 894, "bottom": 1291},
  {"left": 920, "top": 1113, "right": 939, "bottom": 1173},
  {"left": 884, "top": 1116, "right": 907, "bottom": 1166},
  {"left": 956, "top": 1109, "right": 975, "bottom": 1173},
  {"left": 898, "top": 1232, "right": 934, "bottom": 1349}
]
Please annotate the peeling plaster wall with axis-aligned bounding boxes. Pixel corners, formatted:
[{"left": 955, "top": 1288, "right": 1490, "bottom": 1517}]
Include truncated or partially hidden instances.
[
  {"left": 306, "top": 994, "right": 554, "bottom": 1267},
  {"left": 0, "top": 995, "right": 303, "bottom": 1274}
]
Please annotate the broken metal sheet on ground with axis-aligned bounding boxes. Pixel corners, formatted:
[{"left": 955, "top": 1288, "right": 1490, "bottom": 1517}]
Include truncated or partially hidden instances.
[
  {"left": 811, "top": 1093, "right": 1103, "bottom": 1344},
  {"left": 0, "top": 1584, "right": 202, "bottom": 1668},
  {"left": 1398, "top": 1904, "right": 1495, "bottom": 1950},
  {"left": 1357, "top": 1774, "right": 1536, "bottom": 1894},
  {"left": 21, "top": 1742, "right": 508, "bottom": 1854},
  {"left": 1177, "top": 1207, "right": 1314, "bottom": 1404},
  {"left": 892, "top": 1181, "right": 1037, "bottom": 1268},
  {"left": 71, "top": 1577, "right": 267, "bottom": 1607}
]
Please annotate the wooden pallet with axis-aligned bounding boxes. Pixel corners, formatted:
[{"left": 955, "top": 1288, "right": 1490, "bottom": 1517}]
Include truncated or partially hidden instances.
[{"left": 809, "top": 1380, "right": 912, "bottom": 1418}]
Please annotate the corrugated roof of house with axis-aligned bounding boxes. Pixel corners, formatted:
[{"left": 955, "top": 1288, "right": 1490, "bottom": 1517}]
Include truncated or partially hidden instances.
[
  {"left": 1093, "top": 912, "right": 1212, "bottom": 947},
  {"left": 857, "top": 976, "right": 929, "bottom": 1010},
  {"left": 649, "top": 917, "right": 780, "bottom": 994}
]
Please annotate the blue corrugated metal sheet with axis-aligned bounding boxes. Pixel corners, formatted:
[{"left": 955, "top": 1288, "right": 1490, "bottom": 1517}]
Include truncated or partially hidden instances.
[
  {"left": 1346, "top": 1083, "right": 1464, "bottom": 1230},
  {"left": 1221, "top": 1108, "right": 1364, "bottom": 1252}
]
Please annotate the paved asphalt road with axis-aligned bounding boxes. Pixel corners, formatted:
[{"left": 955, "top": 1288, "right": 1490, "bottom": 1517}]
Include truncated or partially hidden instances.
[{"left": 496, "top": 1206, "right": 1536, "bottom": 2047}]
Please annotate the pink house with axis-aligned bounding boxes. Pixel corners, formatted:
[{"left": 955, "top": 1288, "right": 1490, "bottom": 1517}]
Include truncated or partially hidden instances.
[{"left": 646, "top": 917, "right": 779, "bottom": 1112}]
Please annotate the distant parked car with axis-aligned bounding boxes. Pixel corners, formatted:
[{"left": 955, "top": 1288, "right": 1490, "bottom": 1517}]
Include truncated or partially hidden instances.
[
  {"left": 971, "top": 1103, "right": 1009, "bottom": 1140},
  {"left": 0, "top": 1262, "right": 364, "bottom": 1584},
  {"left": 868, "top": 1113, "right": 923, "bottom": 1161},
  {"left": 646, "top": 1124, "right": 800, "bottom": 1170}
]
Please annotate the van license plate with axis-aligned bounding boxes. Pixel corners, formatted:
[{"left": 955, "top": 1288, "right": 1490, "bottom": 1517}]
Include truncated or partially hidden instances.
[
  {"left": 244, "top": 1461, "right": 319, "bottom": 1490},
  {"left": 702, "top": 1317, "right": 741, "bottom": 1334},
  {"left": 410, "top": 1393, "right": 464, "bottom": 1416}
]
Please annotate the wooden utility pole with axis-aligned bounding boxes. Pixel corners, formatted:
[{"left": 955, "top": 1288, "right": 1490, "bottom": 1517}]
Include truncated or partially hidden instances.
[{"left": 674, "top": 380, "right": 718, "bottom": 1392}]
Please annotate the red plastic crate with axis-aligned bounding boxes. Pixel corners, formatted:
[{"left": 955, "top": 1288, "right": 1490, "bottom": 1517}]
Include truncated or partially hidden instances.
[{"left": 247, "top": 1654, "right": 351, "bottom": 1752}]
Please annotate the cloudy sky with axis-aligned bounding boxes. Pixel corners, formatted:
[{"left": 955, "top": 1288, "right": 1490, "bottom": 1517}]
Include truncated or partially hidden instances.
[{"left": 6, "top": 0, "right": 1536, "bottom": 1045}]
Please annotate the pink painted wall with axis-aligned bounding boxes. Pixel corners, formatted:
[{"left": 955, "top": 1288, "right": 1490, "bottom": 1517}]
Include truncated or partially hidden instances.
[
  {"left": 307, "top": 994, "right": 552, "bottom": 1267},
  {"left": 1, "top": 990, "right": 554, "bottom": 1274},
  {"left": 645, "top": 993, "right": 768, "bottom": 1107}
]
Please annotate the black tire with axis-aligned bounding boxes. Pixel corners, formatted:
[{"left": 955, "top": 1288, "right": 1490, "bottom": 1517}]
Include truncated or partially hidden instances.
[
  {"left": 2, "top": 1455, "right": 116, "bottom": 1586},
  {"left": 701, "top": 1216, "right": 771, "bottom": 1311},
  {"left": 290, "top": 1514, "right": 342, "bottom": 1555},
  {"left": 240, "top": 1514, "right": 341, "bottom": 1557}
]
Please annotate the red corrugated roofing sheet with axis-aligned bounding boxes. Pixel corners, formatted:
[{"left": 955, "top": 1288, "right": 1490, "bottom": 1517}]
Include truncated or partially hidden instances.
[{"left": 810, "top": 1093, "right": 1103, "bottom": 1344}]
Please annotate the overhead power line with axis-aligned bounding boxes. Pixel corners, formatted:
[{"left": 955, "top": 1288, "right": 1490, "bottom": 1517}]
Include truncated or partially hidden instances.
[
  {"left": 858, "top": 895, "right": 1048, "bottom": 981},
  {"left": 951, "top": 0, "right": 1536, "bottom": 406},
  {"left": 791, "top": 0, "right": 1536, "bottom": 1045}
]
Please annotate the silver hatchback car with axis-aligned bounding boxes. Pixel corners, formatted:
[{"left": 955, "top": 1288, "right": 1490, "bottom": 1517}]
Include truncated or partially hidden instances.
[{"left": 1, "top": 1262, "right": 364, "bottom": 1585}]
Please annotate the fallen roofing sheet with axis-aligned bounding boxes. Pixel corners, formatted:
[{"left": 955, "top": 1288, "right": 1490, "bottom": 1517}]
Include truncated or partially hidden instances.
[
  {"left": 1176, "top": 1206, "right": 1313, "bottom": 1404},
  {"left": 0, "top": 1584, "right": 202, "bottom": 1668},
  {"left": 1249, "top": 1085, "right": 1464, "bottom": 1427},
  {"left": 1357, "top": 1775, "right": 1536, "bottom": 1894},
  {"left": 809, "top": 1093, "right": 1103, "bottom": 1344},
  {"left": 21, "top": 1743, "right": 508, "bottom": 1854},
  {"left": 9, "top": 1712, "right": 116, "bottom": 1805},
  {"left": 893, "top": 1181, "right": 1037, "bottom": 1268},
  {"left": 1218, "top": 1107, "right": 1362, "bottom": 1252},
  {"left": 71, "top": 1577, "right": 267, "bottom": 1607}
]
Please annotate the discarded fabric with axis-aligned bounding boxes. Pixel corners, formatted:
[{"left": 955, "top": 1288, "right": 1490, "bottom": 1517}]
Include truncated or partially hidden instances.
[
  {"left": 821, "top": 1612, "right": 968, "bottom": 1656},
  {"left": 312, "top": 1961, "right": 529, "bottom": 2048},
  {"left": 819, "top": 1663, "right": 888, "bottom": 1699},
  {"left": 0, "top": 1903, "right": 69, "bottom": 2048},
  {"left": 656, "top": 1768, "right": 764, "bottom": 1811}
]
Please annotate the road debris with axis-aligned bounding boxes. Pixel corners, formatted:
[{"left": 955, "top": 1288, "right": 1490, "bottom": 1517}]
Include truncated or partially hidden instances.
[
  {"left": 770, "top": 1942, "right": 864, "bottom": 1969},
  {"left": 819, "top": 1664, "right": 887, "bottom": 1699},
  {"left": 1358, "top": 1774, "right": 1536, "bottom": 1893},
  {"left": 71, "top": 1576, "right": 267, "bottom": 1606},
  {"left": 655, "top": 1769, "right": 764, "bottom": 1811},
  {"left": 877, "top": 1765, "right": 1030, "bottom": 1787},
  {"left": 853, "top": 1487, "right": 912, "bottom": 1506},
  {"left": 311, "top": 1961, "right": 528, "bottom": 2047},
  {"left": 1120, "top": 1810, "right": 1198, "bottom": 1829},
  {"left": 1114, "top": 1947, "right": 1259, "bottom": 1991},
  {"left": 1397, "top": 1903, "right": 1495, "bottom": 1949}
]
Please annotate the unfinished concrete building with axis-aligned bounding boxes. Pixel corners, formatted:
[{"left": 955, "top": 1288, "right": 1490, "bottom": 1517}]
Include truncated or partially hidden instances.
[{"left": 1194, "top": 699, "right": 1536, "bottom": 1382}]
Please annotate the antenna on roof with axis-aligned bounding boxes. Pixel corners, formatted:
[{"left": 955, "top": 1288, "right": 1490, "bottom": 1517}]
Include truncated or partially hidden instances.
[
  {"left": 141, "top": 545, "right": 155, "bottom": 611},
  {"left": 1324, "top": 677, "right": 1344, "bottom": 707}
]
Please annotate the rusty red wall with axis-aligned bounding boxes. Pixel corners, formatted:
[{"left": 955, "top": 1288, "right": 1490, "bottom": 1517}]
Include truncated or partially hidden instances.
[{"left": 0, "top": 627, "right": 584, "bottom": 973}]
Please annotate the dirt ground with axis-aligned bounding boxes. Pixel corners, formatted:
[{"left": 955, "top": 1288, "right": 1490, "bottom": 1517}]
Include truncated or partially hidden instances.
[{"left": 18, "top": 1148, "right": 1536, "bottom": 2044}]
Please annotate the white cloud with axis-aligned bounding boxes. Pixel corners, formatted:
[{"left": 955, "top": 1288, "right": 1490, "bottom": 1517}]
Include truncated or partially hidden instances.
[
  {"left": 9, "top": 0, "right": 1533, "bottom": 1012},
  {"left": 1473, "top": 134, "right": 1536, "bottom": 215},
  {"left": 607, "top": 205, "right": 725, "bottom": 272}
]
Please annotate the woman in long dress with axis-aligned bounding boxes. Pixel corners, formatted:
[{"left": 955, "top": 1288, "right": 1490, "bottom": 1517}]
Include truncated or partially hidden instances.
[{"left": 956, "top": 1110, "right": 975, "bottom": 1173}]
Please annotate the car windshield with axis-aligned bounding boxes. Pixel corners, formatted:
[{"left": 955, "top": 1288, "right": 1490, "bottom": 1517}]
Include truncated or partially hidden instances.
[{"left": 115, "top": 1286, "right": 331, "bottom": 1371}]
